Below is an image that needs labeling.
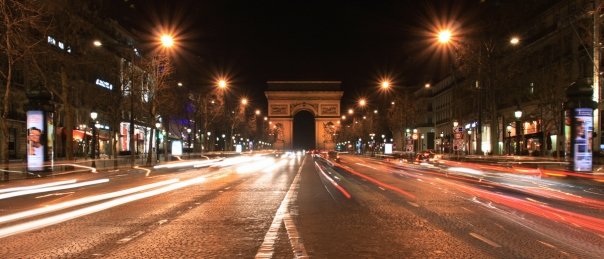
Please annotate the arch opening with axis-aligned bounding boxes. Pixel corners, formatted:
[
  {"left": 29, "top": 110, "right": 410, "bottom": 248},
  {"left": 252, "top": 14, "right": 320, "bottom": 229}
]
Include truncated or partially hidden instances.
[{"left": 293, "top": 110, "right": 315, "bottom": 150}]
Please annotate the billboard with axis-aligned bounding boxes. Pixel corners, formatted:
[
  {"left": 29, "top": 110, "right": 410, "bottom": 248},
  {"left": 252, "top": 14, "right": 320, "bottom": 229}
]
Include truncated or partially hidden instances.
[
  {"left": 573, "top": 108, "right": 593, "bottom": 171},
  {"left": 120, "top": 122, "right": 130, "bottom": 151},
  {"left": 171, "top": 140, "right": 183, "bottom": 156},
  {"left": 384, "top": 143, "right": 393, "bottom": 154},
  {"left": 27, "top": 111, "right": 45, "bottom": 171}
]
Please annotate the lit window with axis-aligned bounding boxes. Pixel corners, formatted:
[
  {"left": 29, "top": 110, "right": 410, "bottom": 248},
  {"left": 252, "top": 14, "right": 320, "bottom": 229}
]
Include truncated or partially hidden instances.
[
  {"left": 58, "top": 41, "right": 64, "bottom": 50},
  {"left": 95, "top": 78, "right": 113, "bottom": 90}
]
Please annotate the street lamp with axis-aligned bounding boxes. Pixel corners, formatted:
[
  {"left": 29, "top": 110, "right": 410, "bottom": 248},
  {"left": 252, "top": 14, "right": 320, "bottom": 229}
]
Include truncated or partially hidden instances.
[
  {"left": 452, "top": 121, "right": 459, "bottom": 155},
  {"left": 348, "top": 108, "right": 354, "bottom": 115},
  {"left": 510, "top": 37, "right": 520, "bottom": 45},
  {"left": 506, "top": 125, "right": 512, "bottom": 155},
  {"left": 241, "top": 98, "right": 248, "bottom": 106},
  {"left": 255, "top": 109, "right": 261, "bottom": 115},
  {"left": 160, "top": 34, "right": 174, "bottom": 48},
  {"left": 187, "top": 128, "right": 192, "bottom": 159},
  {"left": 90, "top": 112, "right": 98, "bottom": 168},
  {"left": 467, "top": 130, "right": 473, "bottom": 155},
  {"left": 359, "top": 98, "right": 367, "bottom": 107},
  {"left": 156, "top": 122, "right": 162, "bottom": 162},
  {"left": 218, "top": 79, "right": 228, "bottom": 89},
  {"left": 412, "top": 129, "right": 419, "bottom": 153},
  {"left": 438, "top": 30, "right": 452, "bottom": 44},
  {"left": 514, "top": 107, "right": 523, "bottom": 155},
  {"left": 380, "top": 81, "right": 390, "bottom": 89},
  {"left": 440, "top": 132, "right": 444, "bottom": 153}
]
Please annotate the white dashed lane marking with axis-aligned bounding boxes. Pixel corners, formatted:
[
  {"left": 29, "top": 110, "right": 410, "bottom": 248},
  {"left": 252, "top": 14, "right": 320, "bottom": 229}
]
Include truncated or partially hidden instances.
[{"left": 469, "top": 232, "right": 501, "bottom": 248}]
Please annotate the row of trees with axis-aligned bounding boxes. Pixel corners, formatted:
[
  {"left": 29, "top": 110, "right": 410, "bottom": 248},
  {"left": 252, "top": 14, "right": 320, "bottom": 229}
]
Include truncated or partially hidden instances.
[
  {"left": 334, "top": 89, "right": 419, "bottom": 151},
  {"left": 0, "top": 0, "right": 267, "bottom": 171},
  {"left": 437, "top": 0, "right": 595, "bottom": 156}
]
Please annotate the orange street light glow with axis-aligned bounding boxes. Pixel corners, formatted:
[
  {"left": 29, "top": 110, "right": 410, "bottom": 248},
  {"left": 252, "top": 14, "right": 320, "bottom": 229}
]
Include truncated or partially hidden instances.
[
  {"left": 218, "top": 79, "right": 227, "bottom": 89},
  {"left": 160, "top": 34, "right": 174, "bottom": 48},
  {"left": 438, "top": 30, "right": 452, "bottom": 44},
  {"left": 359, "top": 99, "right": 367, "bottom": 106},
  {"left": 510, "top": 37, "right": 520, "bottom": 45},
  {"left": 381, "top": 81, "right": 390, "bottom": 89}
]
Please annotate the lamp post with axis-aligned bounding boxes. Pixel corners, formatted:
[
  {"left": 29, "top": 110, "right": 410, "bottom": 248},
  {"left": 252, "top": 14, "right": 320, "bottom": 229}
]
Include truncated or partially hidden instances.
[
  {"left": 440, "top": 132, "right": 444, "bottom": 154},
  {"left": 90, "top": 112, "right": 98, "bottom": 168},
  {"left": 514, "top": 107, "right": 523, "bottom": 155},
  {"left": 187, "top": 128, "right": 192, "bottom": 159},
  {"left": 156, "top": 122, "right": 161, "bottom": 163},
  {"left": 452, "top": 121, "right": 459, "bottom": 156},
  {"left": 412, "top": 129, "right": 418, "bottom": 153},
  {"left": 506, "top": 125, "right": 512, "bottom": 155},
  {"left": 467, "top": 130, "right": 473, "bottom": 155}
]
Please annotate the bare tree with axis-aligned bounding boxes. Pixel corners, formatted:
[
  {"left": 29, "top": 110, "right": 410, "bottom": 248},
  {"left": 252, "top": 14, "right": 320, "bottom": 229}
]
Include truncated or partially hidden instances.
[
  {"left": 0, "top": 0, "right": 43, "bottom": 175},
  {"left": 385, "top": 90, "right": 417, "bottom": 151},
  {"left": 141, "top": 53, "right": 174, "bottom": 165}
]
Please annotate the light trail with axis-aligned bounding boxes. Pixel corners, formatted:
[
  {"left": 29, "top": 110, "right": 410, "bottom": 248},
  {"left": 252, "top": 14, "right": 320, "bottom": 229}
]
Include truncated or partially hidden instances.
[
  {"left": 0, "top": 179, "right": 77, "bottom": 194},
  {"left": 262, "top": 159, "right": 289, "bottom": 173},
  {"left": 55, "top": 163, "right": 97, "bottom": 173},
  {"left": 0, "top": 179, "right": 179, "bottom": 224},
  {"left": 447, "top": 167, "right": 485, "bottom": 176},
  {"left": 0, "top": 179, "right": 109, "bottom": 200},
  {"left": 334, "top": 162, "right": 416, "bottom": 199},
  {"left": 315, "top": 161, "right": 351, "bottom": 199},
  {"left": 442, "top": 179, "right": 604, "bottom": 235},
  {"left": 385, "top": 160, "right": 604, "bottom": 235},
  {"left": 0, "top": 176, "right": 208, "bottom": 239},
  {"left": 154, "top": 159, "right": 221, "bottom": 169},
  {"left": 236, "top": 158, "right": 275, "bottom": 174}
]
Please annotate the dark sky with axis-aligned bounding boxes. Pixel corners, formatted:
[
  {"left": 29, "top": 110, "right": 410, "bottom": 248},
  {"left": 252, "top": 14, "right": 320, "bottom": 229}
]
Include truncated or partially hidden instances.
[{"left": 106, "top": 0, "right": 484, "bottom": 108}]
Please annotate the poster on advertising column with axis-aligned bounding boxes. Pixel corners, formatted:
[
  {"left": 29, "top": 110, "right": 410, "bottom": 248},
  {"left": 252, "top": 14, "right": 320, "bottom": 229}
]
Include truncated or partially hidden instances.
[
  {"left": 573, "top": 108, "right": 593, "bottom": 172},
  {"left": 27, "top": 111, "right": 45, "bottom": 171}
]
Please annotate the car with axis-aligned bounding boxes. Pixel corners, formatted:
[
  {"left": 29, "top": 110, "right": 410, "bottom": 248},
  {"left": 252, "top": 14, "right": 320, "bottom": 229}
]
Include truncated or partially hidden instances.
[
  {"left": 415, "top": 151, "right": 440, "bottom": 162},
  {"left": 328, "top": 151, "right": 341, "bottom": 162}
]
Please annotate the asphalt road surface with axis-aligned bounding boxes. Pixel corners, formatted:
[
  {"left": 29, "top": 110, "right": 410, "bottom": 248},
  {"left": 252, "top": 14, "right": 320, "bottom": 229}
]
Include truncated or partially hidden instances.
[{"left": 0, "top": 153, "right": 602, "bottom": 258}]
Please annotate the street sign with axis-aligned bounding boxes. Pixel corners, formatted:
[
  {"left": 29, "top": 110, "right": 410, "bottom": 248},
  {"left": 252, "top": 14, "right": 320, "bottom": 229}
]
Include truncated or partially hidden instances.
[{"left": 457, "top": 127, "right": 464, "bottom": 133}]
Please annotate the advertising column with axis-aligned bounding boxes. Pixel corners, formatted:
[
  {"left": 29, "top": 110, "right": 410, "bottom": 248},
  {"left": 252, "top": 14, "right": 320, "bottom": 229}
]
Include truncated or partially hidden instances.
[
  {"left": 26, "top": 111, "right": 45, "bottom": 172},
  {"left": 572, "top": 108, "right": 593, "bottom": 171}
]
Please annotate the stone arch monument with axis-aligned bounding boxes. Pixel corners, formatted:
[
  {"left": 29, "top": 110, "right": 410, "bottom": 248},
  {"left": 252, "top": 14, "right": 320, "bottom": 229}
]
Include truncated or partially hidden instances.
[{"left": 265, "top": 81, "right": 343, "bottom": 150}]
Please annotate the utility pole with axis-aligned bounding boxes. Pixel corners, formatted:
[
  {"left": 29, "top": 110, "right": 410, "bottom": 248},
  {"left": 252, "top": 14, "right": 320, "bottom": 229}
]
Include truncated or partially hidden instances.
[{"left": 594, "top": 0, "right": 601, "bottom": 153}]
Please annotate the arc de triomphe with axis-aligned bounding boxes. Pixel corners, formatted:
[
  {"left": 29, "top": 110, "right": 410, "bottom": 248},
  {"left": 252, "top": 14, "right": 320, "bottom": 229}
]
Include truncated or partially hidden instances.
[{"left": 265, "top": 81, "right": 343, "bottom": 150}]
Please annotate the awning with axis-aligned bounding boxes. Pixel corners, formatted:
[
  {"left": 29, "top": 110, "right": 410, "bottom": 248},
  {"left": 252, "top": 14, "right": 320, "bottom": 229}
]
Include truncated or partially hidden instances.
[
  {"left": 72, "top": 130, "right": 109, "bottom": 141},
  {"left": 72, "top": 130, "right": 91, "bottom": 141}
]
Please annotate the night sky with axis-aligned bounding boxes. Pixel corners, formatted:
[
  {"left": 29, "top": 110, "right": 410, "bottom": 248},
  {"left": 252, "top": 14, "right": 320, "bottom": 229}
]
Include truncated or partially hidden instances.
[{"left": 106, "top": 0, "right": 484, "bottom": 108}]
